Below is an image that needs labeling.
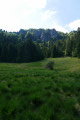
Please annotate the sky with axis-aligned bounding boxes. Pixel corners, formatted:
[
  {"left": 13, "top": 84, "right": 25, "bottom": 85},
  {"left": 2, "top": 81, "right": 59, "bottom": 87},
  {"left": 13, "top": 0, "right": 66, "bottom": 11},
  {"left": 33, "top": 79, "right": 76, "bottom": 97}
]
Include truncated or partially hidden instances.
[{"left": 0, "top": 0, "right": 80, "bottom": 33}]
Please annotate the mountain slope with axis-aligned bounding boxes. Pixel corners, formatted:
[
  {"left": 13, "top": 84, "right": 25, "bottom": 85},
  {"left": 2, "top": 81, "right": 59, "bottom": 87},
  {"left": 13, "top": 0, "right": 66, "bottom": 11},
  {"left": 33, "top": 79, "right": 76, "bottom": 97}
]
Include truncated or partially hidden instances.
[{"left": 18, "top": 28, "right": 67, "bottom": 42}]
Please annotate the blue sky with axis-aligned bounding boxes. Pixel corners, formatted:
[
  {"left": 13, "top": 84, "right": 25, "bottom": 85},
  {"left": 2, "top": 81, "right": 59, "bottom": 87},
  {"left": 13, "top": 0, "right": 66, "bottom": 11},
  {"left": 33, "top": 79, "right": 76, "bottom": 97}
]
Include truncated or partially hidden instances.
[{"left": 0, "top": 0, "right": 80, "bottom": 33}]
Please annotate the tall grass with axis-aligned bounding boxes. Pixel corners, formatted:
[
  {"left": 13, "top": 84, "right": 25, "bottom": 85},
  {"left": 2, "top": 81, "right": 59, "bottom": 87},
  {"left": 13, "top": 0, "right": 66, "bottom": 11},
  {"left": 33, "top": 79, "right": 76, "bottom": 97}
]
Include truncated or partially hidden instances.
[{"left": 0, "top": 57, "right": 80, "bottom": 120}]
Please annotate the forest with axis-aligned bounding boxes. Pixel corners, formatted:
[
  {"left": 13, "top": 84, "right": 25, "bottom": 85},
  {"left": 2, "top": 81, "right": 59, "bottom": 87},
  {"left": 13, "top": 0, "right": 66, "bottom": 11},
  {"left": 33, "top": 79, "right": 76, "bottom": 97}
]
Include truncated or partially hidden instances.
[{"left": 0, "top": 28, "right": 80, "bottom": 63}]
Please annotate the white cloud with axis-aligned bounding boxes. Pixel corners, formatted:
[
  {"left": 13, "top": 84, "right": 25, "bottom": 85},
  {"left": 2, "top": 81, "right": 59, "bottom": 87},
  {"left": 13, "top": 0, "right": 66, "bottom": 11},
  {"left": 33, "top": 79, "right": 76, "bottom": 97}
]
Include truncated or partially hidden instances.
[
  {"left": 42, "top": 10, "right": 57, "bottom": 21},
  {"left": 0, "top": 0, "right": 79, "bottom": 33},
  {"left": 24, "top": 0, "right": 47, "bottom": 9},
  {"left": 0, "top": 0, "right": 47, "bottom": 10},
  {"left": 0, "top": 0, "right": 47, "bottom": 31},
  {"left": 52, "top": 24, "right": 68, "bottom": 33},
  {"left": 68, "top": 20, "right": 80, "bottom": 31},
  {"left": 0, "top": 0, "right": 47, "bottom": 17},
  {"left": 52, "top": 19, "right": 80, "bottom": 33}
]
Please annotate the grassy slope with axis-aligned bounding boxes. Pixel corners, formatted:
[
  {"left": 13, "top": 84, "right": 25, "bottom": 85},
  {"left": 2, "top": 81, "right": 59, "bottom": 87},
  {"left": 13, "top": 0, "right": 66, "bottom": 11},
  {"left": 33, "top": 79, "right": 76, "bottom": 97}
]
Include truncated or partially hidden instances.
[{"left": 0, "top": 57, "right": 80, "bottom": 120}]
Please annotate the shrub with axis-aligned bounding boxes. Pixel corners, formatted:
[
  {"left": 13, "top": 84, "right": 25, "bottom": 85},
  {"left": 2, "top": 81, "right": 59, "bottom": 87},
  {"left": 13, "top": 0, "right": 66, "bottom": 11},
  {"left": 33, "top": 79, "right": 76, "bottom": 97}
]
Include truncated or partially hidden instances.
[{"left": 45, "top": 61, "right": 54, "bottom": 70}]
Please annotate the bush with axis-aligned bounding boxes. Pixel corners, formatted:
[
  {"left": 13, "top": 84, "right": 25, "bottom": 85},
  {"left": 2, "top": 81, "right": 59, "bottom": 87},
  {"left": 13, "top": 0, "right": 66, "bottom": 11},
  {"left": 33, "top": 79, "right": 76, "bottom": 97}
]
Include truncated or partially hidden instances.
[{"left": 45, "top": 61, "right": 54, "bottom": 70}]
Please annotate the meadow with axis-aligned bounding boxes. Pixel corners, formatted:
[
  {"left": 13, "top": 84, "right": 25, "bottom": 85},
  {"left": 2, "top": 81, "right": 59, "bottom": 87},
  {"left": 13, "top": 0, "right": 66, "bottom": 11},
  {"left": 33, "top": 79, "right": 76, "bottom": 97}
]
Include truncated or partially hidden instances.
[{"left": 0, "top": 57, "right": 80, "bottom": 120}]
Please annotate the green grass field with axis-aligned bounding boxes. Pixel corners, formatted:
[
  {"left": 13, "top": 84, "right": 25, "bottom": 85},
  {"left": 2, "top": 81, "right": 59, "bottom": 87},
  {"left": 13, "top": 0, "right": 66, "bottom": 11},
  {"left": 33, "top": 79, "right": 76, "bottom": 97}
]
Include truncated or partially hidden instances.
[{"left": 0, "top": 57, "right": 80, "bottom": 120}]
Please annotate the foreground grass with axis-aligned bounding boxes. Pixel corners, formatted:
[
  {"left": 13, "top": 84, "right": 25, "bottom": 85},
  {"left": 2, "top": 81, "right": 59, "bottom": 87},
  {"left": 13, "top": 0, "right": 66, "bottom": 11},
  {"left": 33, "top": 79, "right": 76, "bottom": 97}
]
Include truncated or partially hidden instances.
[{"left": 0, "top": 57, "right": 80, "bottom": 120}]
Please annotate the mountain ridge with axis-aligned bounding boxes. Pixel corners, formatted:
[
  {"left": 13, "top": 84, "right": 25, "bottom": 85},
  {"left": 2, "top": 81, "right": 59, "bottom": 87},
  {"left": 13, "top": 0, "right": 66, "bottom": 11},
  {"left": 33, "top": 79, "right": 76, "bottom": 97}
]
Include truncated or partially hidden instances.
[{"left": 17, "top": 28, "right": 67, "bottom": 42}]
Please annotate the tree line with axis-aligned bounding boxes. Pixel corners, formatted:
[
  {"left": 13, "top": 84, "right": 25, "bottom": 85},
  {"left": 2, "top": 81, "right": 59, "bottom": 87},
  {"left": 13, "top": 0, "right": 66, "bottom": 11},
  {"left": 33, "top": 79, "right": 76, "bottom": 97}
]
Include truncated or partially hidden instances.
[
  {"left": 0, "top": 29, "right": 80, "bottom": 63},
  {"left": 65, "top": 30, "right": 80, "bottom": 58},
  {"left": 0, "top": 30, "right": 43, "bottom": 62},
  {"left": 41, "top": 30, "right": 80, "bottom": 58}
]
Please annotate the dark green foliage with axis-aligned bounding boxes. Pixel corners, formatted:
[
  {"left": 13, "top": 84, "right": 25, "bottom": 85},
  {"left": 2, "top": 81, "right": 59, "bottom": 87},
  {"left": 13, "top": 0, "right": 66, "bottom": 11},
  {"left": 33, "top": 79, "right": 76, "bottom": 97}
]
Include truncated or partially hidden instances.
[
  {"left": 45, "top": 61, "right": 54, "bottom": 70},
  {"left": 51, "top": 45, "right": 57, "bottom": 58},
  {"left": 17, "top": 38, "right": 44, "bottom": 62},
  {"left": 76, "top": 31, "right": 80, "bottom": 58},
  {"left": 17, "top": 43, "right": 25, "bottom": 62},
  {"left": 65, "top": 38, "right": 73, "bottom": 56},
  {"left": 65, "top": 30, "right": 80, "bottom": 57},
  {"left": 0, "top": 30, "right": 44, "bottom": 62},
  {"left": 7, "top": 43, "right": 17, "bottom": 62},
  {"left": 0, "top": 28, "right": 80, "bottom": 62},
  {"left": 1, "top": 45, "right": 8, "bottom": 62}
]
